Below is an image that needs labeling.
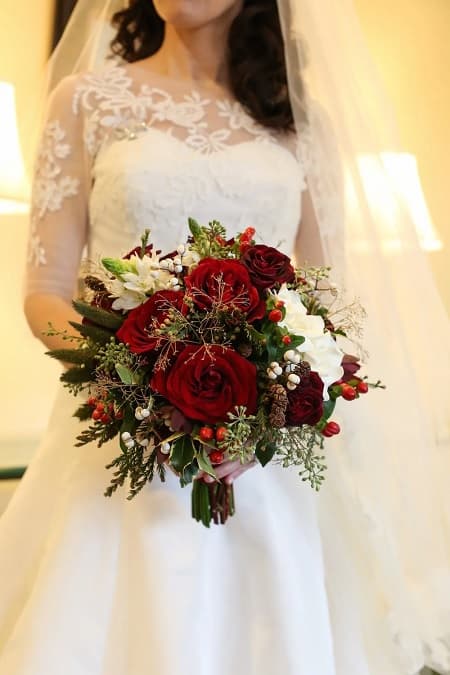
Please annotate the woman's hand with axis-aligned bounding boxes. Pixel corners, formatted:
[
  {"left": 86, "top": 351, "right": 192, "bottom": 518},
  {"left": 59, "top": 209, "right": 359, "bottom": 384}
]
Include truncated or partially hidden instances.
[{"left": 197, "top": 458, "right": 257, "bottom": 485}]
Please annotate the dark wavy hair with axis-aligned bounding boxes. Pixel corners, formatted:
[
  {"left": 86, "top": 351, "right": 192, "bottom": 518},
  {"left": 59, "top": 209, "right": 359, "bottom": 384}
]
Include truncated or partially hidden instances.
[{"left": 111, "top": 0, "right": 295, "bottom": 132}]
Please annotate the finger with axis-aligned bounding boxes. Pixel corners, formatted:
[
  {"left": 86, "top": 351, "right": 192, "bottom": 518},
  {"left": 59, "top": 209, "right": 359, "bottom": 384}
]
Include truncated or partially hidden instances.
[
  {"left": 212, "top": 459, "right": 242, "bottom": 480},
  {"left": 225, "top": 460, "right": 257, "bottom": 485}
]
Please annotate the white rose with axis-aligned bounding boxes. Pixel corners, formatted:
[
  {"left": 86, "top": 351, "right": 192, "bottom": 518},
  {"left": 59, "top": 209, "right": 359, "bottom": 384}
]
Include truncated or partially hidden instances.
[
  {"left": 297, "top": 332, "right": 344, "bottom": 399},
  {"left": 276, "top": 284, "right": 325, "bottom": 338}
]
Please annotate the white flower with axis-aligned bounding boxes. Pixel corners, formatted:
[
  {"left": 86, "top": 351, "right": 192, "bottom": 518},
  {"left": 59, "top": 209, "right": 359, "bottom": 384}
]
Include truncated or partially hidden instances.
[
  {"left": 180, "top": 245, "right": 201, "bottom": 269},
  {"left": 275, "top": 284, "right": 325, "bottom": 338},
  {"left": 273, "top": 285, "right": 344, "bottom": 398},
  {"left": 121, "top": 253, "right": 172, "bottom": 295},
  {"left": 109, "top": 279, "right": 146, "bottom": 311},
  {"left": 297, "top": 332, "right": 344, "bottom": 399}
]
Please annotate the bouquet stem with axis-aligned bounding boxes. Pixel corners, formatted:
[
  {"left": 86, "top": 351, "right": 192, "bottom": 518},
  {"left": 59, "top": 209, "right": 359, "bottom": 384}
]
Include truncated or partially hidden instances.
[{"left": 191, "top": 479, "right": 235, "bottom": 527}]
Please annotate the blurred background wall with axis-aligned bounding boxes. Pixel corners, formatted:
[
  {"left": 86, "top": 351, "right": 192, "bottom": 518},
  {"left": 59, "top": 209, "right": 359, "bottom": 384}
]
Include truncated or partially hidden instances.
[{"left": 0, "top": 1, "right": 448, "bottom": 480}]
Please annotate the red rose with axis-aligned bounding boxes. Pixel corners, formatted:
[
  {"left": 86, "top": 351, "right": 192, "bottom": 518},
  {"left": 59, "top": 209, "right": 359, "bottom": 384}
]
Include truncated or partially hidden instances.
[
  {"left": 116, "top": 290, "right": 186, "bottom": 353},
  {"left": 241, "top": 245, "right": 295, "bottom": 290},
  {"left": 184, "top": 258, "right": 265, "bottom": 322},
  {"left": 285, "top": 371, "right": 324, "bottom": 426},
  {"left": 151, "top": 344, "right": 258, "bottom": 423}
]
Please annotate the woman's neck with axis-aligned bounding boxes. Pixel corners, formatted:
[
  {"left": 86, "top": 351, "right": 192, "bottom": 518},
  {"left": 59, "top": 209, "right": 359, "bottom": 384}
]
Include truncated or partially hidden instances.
[{"left": 139, "top": 7, "right": 241, "bottom": 87}]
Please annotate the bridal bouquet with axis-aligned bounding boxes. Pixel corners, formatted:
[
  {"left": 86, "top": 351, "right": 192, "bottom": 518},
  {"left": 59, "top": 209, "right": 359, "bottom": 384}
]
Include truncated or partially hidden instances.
[{"left": 48, "top": 220, "right": 382, "bottom": 526}]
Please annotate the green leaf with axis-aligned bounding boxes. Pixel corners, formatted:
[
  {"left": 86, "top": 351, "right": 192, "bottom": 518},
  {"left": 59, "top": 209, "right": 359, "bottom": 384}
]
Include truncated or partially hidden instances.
[
  {"left": 180, "top": 460, "right": 199, "bottom": 487},
  {"left": 69, "top": 321, "right": 114, "bottom": 345},
  {"left": 170, "top": 436, "right": 195, "bottom": 474},
  {"left": 255, "top": 441, "right": 277, "bottom": 467},
  {"left": 196, "top": 450, "right": 217, "bottom": 479},
  {"left": 188, "top": 217, "right": 202, "bottom": 238},
  {"left": 72, "top": 300, "right": 124, "bottom": 331},
  {"left": 60, "top": 365, "right": 94, "bottom": 385},
  {"left": 101, "top": 257, "right": 135, "bottom": 277},
  {"left": 322, "top": 398, "right": 336, "bottom": 421},
  {"left": 46, "top": 348, "right": 96, "bottom": 365},
  {"left": 287, "top": 335, "right": 305, "bottom": 349},
  {"left": 73, "top": 403, "right": 94, "bottom": 421},
  {"left": 115, "top": 363, "right": 141, "bottom": 385}
]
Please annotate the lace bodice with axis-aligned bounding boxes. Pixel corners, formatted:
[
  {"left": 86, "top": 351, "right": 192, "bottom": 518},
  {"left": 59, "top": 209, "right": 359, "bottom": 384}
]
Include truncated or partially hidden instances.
[{"left": 25, "top": 63, "right": 306, "bottom": 301}]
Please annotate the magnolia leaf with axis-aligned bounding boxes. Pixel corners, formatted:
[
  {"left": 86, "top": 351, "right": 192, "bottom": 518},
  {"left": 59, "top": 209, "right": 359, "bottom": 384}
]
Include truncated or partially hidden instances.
[
  {"left": 255, "top": 441, "right": 277, "bottom": 467},
  {"left": 170, "top": 436, "right": 195, "bottom": 474}
]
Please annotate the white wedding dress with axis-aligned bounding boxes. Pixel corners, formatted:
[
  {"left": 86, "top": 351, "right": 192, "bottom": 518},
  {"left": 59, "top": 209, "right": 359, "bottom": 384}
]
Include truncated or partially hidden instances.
[{"left": 0, "top": 63, "right": 447, "bottom": 675}]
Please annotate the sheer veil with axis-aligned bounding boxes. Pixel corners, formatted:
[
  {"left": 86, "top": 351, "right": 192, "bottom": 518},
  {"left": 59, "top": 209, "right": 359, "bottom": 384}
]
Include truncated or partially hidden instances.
[{"left": 40, "top": 0, "right": 450, "bottom": 671}]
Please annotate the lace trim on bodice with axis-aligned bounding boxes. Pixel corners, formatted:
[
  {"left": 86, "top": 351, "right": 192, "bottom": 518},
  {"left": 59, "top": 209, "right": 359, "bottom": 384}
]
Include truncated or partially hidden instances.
[
  {"left": 28, "top": 63, "right": 297, "bottom": 268},
  {"left": 72, "top": 63, "right": 274, "bottom": 157}
]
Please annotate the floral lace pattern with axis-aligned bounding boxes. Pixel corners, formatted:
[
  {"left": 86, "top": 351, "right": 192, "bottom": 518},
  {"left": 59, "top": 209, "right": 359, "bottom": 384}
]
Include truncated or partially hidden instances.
[
  {"left": 29, "top": 63, "right": 298, "bottom": 269},
  {"left": 28, "top": 120, "right": 79, "bottom": 266},
  {"left": 73, "top": 63, "right": 274, "bottom": 157}
]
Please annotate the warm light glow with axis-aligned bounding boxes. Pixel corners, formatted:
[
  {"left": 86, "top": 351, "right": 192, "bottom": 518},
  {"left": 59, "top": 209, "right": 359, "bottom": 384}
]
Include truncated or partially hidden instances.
[
  {"left": 353, "top": 153, "right": 442, "bottom": 252},
  {"left": 0, "top": 81, "right": 30, "bottom": 214}
]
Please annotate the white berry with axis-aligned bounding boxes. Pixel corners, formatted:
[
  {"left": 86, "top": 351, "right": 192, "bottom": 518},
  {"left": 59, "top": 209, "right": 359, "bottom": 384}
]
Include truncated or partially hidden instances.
[
  {"left": 286, "top": 382, "right": 297, "bottom": 390},
  {"left": 288, "top": 373, "right": 300, "bottom": 384},
  {"left": 161, "top": 442, "right": 171, "bottom": 454},
  {"left": 267, "top": 369, "right": 278, "bottom": 380},
  {"left": 121, "top": 432, "right": 131, "bottom": 441}
]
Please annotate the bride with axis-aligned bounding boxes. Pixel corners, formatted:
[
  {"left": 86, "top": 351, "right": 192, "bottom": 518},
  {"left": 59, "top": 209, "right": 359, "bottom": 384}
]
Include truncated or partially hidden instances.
[{"left": 1, "top": 1, "right": 449, "bottom": 673}]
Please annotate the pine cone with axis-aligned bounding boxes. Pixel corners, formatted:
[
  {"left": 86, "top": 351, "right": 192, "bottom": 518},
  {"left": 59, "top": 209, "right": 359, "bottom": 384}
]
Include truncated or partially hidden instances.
[
  {"left": 268, "top": 383, "right": 288, "bottom": 428},
  {"left": 269, "top": 408, "right": 286, "bottom": 428},
  {"left": 84, "top": 275, "right": 107, "bottom": 293},
  {"left": 296, "top": 361, "right": 311, "bottom": 380}
]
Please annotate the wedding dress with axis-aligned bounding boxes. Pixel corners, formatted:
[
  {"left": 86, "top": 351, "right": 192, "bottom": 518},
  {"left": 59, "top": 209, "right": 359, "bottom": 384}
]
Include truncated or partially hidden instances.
[{"left": 0, "top": 63, "right": 447, "bottom": 675}]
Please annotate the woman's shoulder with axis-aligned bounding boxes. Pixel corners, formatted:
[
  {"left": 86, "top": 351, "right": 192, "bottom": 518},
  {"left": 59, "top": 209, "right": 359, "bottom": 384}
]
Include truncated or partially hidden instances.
[{"left": 48, "top": 61, "right": 136, "bottom": 113}]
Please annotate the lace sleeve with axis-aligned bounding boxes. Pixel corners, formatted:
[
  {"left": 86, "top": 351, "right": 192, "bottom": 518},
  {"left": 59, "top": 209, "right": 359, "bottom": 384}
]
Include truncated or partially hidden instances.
[{"left": 25, "top": 75, "right": 90, "bottom": 302}]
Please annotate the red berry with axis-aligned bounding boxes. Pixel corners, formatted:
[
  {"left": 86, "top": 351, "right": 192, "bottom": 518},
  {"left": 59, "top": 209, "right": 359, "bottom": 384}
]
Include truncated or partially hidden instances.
[
  {"left": 92, "top": 409, "right": 102, "bottom": 421},
  {"left": 275, "top": 300, "right": 285, "bottom": 309},
  {"left": 215, "top": 426, "right": 228, "bottom": 442},
  {"left": 115, "top": 410, "right": 124, "bottom": 420},
  {"left": 87, "top": 396, "right": 96, "bottom": 407},
  {"left": 100, "top": 414, "right": 111, "bottom": 424},
  {"left": 95, "top": 402, "right": 105, "bottom": 412},
  {"left": 322, "top": 427, "right": 334, "bottom": 437},
  {"left": 242, "top": 227, "right": 256, "bottom": 240},
  {"left": 215, "top": 236, "right": 226, "bottom": 246},
  {"left": 282, "top": 335, "right": 292, "bottom": 345},
  {"left": 341, "top": 385, "right": 357, "bottom": 401},
  {"left": 108, "top": 403, "right": 115, "bottom": 414},
  {"left": 357, "top": 381, "right": 369, "bottom": 394},
  {"left": 209, "top": 450, "right": 225, "bottom": 464},
  {"left": 199, "top": 426, "right": 214, "bottom": 442},
  {"left": 324, "top": 421, "right": 341, "bottom": 435},
  {"left": 268, "top": 309, "right": 283, "bottom": 323}
]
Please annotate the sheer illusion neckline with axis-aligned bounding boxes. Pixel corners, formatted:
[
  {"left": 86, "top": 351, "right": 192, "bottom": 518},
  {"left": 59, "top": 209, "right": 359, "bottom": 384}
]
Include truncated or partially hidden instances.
[
  {"left": 111, "top": 60, "right": 238, "bottom": 106},
  {"left": 119, "top": 60, "right": 234, "bottom": 101}
]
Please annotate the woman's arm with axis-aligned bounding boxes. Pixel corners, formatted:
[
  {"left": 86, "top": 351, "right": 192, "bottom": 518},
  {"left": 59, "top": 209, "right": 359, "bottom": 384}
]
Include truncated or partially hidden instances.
[
  {"left": 24, "top": 75, "right": 89, "bottom": 358},
  {"left": 295, "top": 186, "right": 326, "bottom": 267}
]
